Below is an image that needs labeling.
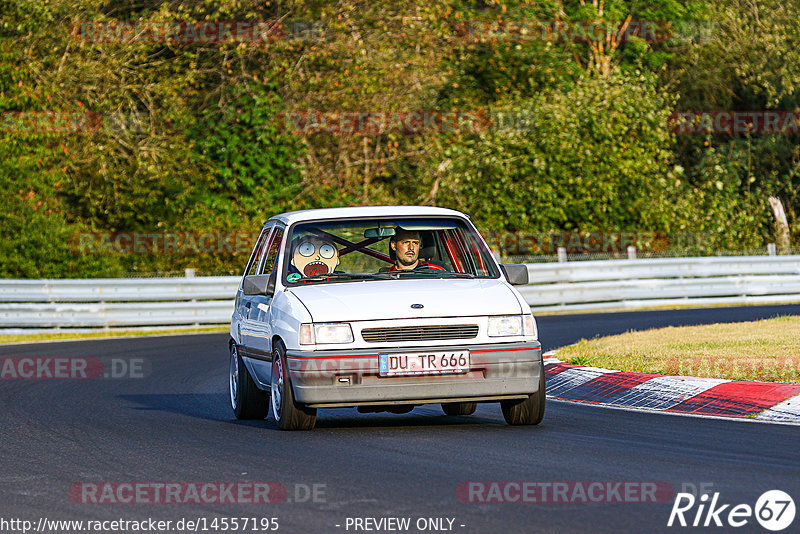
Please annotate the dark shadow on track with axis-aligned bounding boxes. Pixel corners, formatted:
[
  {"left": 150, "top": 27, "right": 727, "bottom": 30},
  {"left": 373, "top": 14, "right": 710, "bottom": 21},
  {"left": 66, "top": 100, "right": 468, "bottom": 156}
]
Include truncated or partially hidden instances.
[
  {"left": 312, "top": 409, "right": 505, "bottom": 430},
  {"left": 118, "top": 393, "right": 512, "bottom": 431},
  {"left": 120, "top": 393, "right": 233, "bottom": 421}
]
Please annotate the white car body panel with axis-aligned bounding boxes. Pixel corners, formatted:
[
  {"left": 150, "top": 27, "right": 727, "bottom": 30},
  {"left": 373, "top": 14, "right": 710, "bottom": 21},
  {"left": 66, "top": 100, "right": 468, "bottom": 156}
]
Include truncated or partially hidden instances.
[{"left": 287, "top": 278, "right": 523, "bottom": 323}]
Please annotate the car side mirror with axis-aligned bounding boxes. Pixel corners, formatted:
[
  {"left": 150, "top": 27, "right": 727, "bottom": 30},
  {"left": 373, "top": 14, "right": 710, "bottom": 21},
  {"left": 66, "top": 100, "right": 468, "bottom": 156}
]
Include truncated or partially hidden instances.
[
  {"left": 500, "top": 264, "right": 529, "bottom": 285},
  {"left": 243, "top": 274, "right": 274, "bottom": 296}
]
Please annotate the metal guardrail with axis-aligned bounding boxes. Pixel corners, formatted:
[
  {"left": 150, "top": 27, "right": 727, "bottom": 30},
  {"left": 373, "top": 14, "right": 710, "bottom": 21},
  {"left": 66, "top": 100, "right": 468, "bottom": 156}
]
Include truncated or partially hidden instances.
[
  {"left": 0, "top": 277, "right": 240, "bottom": 330},
  {"left": 0, "top": 276, "right": 239, "bottom": 302},
  {"left": 521, "top": 255, "right": 800, "bottom": 312},
  {"left": 1, "top": 255, "right": 799, "bottom": 330}
]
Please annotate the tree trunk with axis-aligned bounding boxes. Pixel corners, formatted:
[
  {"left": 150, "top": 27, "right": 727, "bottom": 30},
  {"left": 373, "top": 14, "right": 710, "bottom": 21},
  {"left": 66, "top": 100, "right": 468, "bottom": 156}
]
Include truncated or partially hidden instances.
[{"left": 768, "top": 196, "right": 791, "bottom": 254}]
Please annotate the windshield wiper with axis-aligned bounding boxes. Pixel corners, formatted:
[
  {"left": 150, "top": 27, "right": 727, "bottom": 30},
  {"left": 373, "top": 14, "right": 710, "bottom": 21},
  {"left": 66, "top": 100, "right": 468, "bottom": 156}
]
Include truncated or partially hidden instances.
[
  {"left": 389, "top": 270, "right": 476, "bottom": 279},
  {"left": 295, "top": 273, "right": 394, "bottom": 282},
  {"left": 296, "top": 271, "right": 477, "bottom": 283}
]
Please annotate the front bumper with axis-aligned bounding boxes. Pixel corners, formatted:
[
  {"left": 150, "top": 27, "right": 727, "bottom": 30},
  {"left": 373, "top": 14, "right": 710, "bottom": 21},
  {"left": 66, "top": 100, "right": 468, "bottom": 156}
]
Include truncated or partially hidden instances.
[{"left": 285, "top": 342, "right": 542, "bottom": 407}]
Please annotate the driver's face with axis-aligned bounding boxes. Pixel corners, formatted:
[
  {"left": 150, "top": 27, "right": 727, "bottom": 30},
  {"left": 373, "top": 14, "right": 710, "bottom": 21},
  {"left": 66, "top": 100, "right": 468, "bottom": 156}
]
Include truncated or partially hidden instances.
[{"left": 391, "top": 232, "right": 421, "bottom": 269}]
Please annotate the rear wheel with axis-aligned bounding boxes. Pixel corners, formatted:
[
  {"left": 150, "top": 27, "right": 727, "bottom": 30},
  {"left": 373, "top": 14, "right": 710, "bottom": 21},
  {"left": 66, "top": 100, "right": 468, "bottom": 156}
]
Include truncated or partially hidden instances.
[
  {"left": 271, "top": 341, "right": 316, "bottom": 431},
  {"left": 441, "top": 402, "right": 477, "bottom": 416},
  {"left": 501, "top": 369, "right": 545, "bottom": 426},
  {"left": 229, "top": 343, "right": 269, "bottom": 420}
]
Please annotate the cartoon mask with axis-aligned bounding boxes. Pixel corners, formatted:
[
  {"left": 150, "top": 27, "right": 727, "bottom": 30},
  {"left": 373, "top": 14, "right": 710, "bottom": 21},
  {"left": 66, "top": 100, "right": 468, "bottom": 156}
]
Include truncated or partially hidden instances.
[{"left": 291, "top": 236, "right": 340, "bottom": 277}]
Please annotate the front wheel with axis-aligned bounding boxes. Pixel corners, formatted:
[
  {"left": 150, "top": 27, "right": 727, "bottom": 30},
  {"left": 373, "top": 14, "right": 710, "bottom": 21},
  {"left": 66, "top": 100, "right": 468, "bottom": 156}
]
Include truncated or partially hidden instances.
[
  {"left": 271, "top": 341, "right": 316, "bottom": 431},
  {"left": 501, "top": 369, "right": 545, "bottom": 426},
  {"left": 229, "top": 343, "right": 269, "bottom": 420}
]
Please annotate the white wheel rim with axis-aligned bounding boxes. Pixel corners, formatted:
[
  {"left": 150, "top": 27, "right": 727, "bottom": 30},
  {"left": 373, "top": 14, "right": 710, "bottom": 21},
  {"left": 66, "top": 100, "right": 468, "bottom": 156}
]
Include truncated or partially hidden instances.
[
  {"left": 229, "top": 346, "right": 239, "bottom": 410},
  {"left": 271, "top": 355, "right": 284, "bottom": 421}
]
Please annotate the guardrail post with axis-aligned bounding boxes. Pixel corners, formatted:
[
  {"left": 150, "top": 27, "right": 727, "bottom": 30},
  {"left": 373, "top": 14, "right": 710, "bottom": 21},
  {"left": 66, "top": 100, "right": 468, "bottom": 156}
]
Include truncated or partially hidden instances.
[
  {"left": 557, "top": 247, "right": 567, "bottom": 263},
  {"left": 627, "top": 245, "right": 637, "bottom": 260},
  {"left": 768, "top": 243, "right": 777, "bottom": 256},
  {"left": 186, "top": 268, "right": 199, "bottom": 326}
]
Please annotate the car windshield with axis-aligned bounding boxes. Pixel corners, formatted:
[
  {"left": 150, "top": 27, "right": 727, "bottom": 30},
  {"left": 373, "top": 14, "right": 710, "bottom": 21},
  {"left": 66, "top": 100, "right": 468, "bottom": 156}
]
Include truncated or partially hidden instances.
[{"left": 282, "top": 217, "right": 499, "bottom": 285}]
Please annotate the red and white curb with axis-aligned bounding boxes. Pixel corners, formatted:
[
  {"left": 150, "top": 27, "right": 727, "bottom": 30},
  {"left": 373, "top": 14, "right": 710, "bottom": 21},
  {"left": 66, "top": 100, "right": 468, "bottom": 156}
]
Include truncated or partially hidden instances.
[{"left": 542, "top": 351, "right": 800, "bottom": 424}]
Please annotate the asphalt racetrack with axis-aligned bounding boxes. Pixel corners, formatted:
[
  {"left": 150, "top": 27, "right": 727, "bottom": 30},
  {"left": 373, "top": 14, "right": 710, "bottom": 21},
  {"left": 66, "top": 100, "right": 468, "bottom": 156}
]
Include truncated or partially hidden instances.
[{"left": 2, "top": 304, "right": 799, "bottom": 534}]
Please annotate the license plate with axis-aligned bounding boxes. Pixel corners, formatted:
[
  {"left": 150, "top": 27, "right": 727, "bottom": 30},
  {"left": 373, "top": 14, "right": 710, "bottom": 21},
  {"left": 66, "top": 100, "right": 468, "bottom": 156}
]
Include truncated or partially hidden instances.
[{"left": 379, "top": 351, "right": 470, "bottom": 376}]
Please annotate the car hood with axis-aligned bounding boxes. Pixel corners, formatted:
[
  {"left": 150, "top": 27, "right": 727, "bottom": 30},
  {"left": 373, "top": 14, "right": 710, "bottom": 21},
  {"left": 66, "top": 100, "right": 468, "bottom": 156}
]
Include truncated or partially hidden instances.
[{"left": 287, "top": 278, "right": 522, "bottom": 322}]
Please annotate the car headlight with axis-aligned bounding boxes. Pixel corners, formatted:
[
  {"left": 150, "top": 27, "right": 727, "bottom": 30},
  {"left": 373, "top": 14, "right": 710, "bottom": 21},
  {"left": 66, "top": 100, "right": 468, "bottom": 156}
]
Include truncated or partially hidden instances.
[
  {"left": 299, "top": 323, "right": 354, "bottom": 345},
  {"left": 487, "top": 315, "right": 537, "bottom": 339},
  {"left": 488, "top": 315, "right": 523, "bottom": 337}
]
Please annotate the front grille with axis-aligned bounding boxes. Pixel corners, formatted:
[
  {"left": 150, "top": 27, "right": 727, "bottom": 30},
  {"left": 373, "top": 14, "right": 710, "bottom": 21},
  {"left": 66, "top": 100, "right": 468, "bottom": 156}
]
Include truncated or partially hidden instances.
[{"left": 361, "top": 325, "right": 479, "bottom": 343}]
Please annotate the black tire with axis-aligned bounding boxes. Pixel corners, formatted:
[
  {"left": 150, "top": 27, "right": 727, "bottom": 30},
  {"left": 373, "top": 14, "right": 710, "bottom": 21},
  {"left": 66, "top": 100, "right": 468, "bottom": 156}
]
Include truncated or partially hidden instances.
[
  {"left": 441, "top": 402, "right": 478, "bottom": 416},
  {"left": 229, "top": 343, "right": 269, "bottom": 420},
  {"left": 501, "top": 368, "right": 546, "bottom": 426},
  {"left": 271, "top": 341, "right": 316, "bottom": 431}
]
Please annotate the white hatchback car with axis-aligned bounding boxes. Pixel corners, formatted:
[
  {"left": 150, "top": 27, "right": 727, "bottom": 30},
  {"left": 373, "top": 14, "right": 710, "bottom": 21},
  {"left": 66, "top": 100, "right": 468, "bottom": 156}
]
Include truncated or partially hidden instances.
[{"left": 229, "top": 206, "right": 544, "bottom": 430}]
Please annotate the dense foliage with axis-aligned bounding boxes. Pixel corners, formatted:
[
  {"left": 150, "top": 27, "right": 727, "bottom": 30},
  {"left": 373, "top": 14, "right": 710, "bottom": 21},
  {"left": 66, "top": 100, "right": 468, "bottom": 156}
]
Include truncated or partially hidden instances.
[{"left": 1, "top": 0, "right": 799, "bottom": 276}]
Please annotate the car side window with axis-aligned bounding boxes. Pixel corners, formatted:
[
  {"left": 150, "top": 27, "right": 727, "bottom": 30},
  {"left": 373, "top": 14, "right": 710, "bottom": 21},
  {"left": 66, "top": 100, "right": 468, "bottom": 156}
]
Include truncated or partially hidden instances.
[
  {"left": 245, "top": 224, "right": 273, "bottom": 277},
  {"left": 259, "top": 225, "right": 285, "bottom": 275}
]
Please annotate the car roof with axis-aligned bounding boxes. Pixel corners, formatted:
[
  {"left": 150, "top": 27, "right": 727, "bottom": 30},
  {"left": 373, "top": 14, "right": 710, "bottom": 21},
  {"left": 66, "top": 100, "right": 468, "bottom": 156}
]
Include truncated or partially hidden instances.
[{"left": 268, "top": 206, "right": 470, "bottom": 225}]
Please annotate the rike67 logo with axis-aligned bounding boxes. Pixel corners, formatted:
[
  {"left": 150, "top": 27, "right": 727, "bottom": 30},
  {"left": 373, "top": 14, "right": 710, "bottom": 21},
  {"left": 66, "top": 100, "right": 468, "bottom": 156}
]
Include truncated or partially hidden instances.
[{"left": 668, "top": 490, "right": 795, "bottom": 531}]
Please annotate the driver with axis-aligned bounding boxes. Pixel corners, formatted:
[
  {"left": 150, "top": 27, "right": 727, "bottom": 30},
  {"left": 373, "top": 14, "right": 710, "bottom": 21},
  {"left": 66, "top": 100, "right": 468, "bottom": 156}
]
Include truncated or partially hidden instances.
[
  {"left": 388, "top": 229, "right": 446, "bottom": 272},
  {"left": 288, "top": 236, "right": 340, "bottom": 281}
]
